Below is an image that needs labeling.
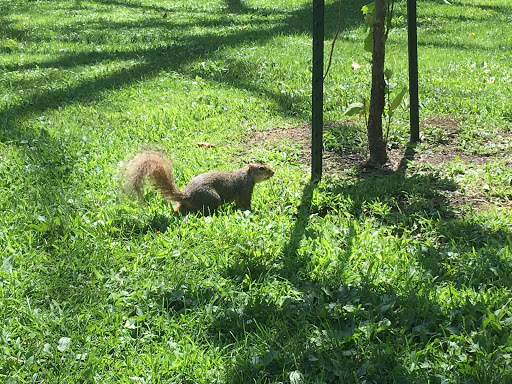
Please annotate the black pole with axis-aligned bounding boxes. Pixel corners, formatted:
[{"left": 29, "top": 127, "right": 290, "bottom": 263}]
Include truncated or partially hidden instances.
[
  {"left": 407, "top": 0, "right": 420, "bottom": 142},
  {"left": 312, "top": 0, "right": 324, "bottom": 181}
]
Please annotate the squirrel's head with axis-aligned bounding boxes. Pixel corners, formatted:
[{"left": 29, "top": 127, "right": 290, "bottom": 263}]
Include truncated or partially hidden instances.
[{"left": 248, "top": 163, "right": 274, "bottom": 183}]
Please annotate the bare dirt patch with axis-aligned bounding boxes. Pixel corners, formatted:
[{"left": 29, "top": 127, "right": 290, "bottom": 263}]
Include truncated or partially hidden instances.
[
  {"left": 249, "top": 124, "right": 367, "bottom": 174},
  {"left": 248, "top": 118, "right": 494, "bottom": 172},
  {"left": 247, "top": 118, "right": 511, "bottom": 209}
]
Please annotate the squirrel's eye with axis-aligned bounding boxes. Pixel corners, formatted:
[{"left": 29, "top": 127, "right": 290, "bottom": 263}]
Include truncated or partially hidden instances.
[{"left": 259, "top": 166, "right": 265, "bottom": 171}]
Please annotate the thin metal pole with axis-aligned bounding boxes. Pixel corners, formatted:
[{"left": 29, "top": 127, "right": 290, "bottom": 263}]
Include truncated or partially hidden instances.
[
  {"left": 407, "top": 0, "right": 420, "bottom": 142},
  {"left": 312, "top": 0, "right": 324, "bottom": 181}
]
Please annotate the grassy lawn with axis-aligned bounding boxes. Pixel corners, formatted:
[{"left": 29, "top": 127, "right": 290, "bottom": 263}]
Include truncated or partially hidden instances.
[{"left": 1, "top": 0, "right": 512, "bottom": 382}]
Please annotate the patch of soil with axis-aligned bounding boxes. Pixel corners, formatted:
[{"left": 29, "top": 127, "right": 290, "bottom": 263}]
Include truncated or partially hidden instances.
[
  {"left": 249, "top": 124, "right": 367, "bottom": 174},
  {"left": 414, "top": 117, "right": 493, "bottom": 167},
  {"left": 250, "top": 117, "right": 496, "bottom": 171},
  {"left": 247, "top": 118, "right": 510, "bottom": 209}
]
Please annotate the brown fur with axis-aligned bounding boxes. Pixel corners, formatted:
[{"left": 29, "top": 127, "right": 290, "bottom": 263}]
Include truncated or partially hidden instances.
[{"left": 122, "top": 151, "right": 274, "bottom": 214}]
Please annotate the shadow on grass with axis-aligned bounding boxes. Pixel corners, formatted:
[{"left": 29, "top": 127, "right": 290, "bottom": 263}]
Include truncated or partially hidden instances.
[
  {"left": 111, "top": 211, "right": 176, "bottom": 236},
  {"left": 0, "top": 0, "right": 360, "bottom": 329},
  {"left": 218, "top": 148, "right": 512, "bottom": 383},
  {"left": 280, "top": 181, "right": 318, "bottom": 278},
  {"left": 448, "top": 0, "right": 509, "bottom": 13},
  {"left": 0, "top": 0, "right": 363, "bottom": 221},
  {"left": 0, "top": 0, "right": 362, "bottom": 139},
  {"left": 409, "top": 0, "right": 509, "bottom": 14},
  {"left": 5, "top": 0, "right": 511, "bottom": 381}
]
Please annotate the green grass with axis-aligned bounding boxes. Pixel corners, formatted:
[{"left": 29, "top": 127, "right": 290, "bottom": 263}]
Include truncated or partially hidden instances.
[{"left": 1, "top": 0, "right": 512, "bottom": 383}]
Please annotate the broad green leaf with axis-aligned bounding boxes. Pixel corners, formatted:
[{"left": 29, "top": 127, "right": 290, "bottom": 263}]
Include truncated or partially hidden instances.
[
  {"left": 28, "top": 223, "right": 50, "bottom": 232},
  {"left": 389, "top": 87, "right": 408, "bottom": 112},
  {"left": 28, "top": 216, "right": 50, "bottom": 232},
  {"left": 362, "top": 2, "right": 375, "bottom": 15},
  {"left": 364, "top": 31, "right": 373, "bottom": 52},
  {"left": 2, "top": 256, "right": 13, "bottom": 273},
  {"left": 43, "top": 343, "right": 52, "bottom": 354},
  {"left": 124, "top": 318, "right": 137, "bottom": 329},
  {"left": 343, "top": 102, "right": 364, "bottom": 116},
  {"left": 57, "top": 337, "right": 72, "bottom": 352}
]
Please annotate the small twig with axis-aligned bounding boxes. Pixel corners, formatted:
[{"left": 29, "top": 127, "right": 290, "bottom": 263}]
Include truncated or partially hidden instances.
[
  {"left": 385, "top": 88, "right": 391, "bottom": 144},
  {"left": 323, "top": 0, "right": 344, "bottom": 81},
  {"left": 363, "top": 97, "right": 368, "bottom": 127}
]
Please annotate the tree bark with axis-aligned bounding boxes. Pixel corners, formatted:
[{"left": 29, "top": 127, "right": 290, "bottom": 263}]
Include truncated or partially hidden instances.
[{"left": 366, "top": 0, "right": 388, "bottom": 165}]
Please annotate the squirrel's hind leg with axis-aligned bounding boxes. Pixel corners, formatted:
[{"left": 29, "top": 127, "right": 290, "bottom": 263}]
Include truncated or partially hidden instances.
[
  {"left": 173, "top": 201, "right": 194, "bottom": 214},
  {"left": 189, "top": 190, "right": 223, "bottom": 214},
  {"left": 173, "top": 203, "right": 182, "bottom": 214}
]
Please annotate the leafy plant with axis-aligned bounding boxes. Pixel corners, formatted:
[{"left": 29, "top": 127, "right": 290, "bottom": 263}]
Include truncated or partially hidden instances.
[
  {"left": 343, "top": 68, "right": 406, "bottom": 145},
  {"left": 343, "top": 0, "right": 405, "bottom": 151}
]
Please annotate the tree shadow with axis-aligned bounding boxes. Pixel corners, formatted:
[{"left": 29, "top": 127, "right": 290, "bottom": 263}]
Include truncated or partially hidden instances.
[
  {"left": 216, "top": 146, "right": 512, "bottom": 382},
  {"left": 447, "top": 0, "right": 509, "bottom": 13},
  {"left": 94, "top": 0, "right": 171, "bottom": 13},
  {"left": 0, "top": 0, "right": 364, "bottom": 227},
  {"left": 279, "top": 181, "right": 318, "bottom": 279},
  {"left": 1, "top": 0, "right": 362, "bottom": 139},
  {"left": 417, "top": 39, "right": 504, "bottom": 52},
  {"left": 315, "top": 146, "right": 512, "bottom": 289},
  {"left": 7, "top": 0, "right": 512, "bottom": 380}
]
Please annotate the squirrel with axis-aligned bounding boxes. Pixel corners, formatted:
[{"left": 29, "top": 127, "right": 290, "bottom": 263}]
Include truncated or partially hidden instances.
[{"left": 122, "top": 150, "right": 275, "bottom": 214}]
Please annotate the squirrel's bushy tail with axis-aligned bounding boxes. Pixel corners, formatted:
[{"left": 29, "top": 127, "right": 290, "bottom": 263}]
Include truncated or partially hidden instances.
[{"left": 122, "top": 151, "right": 186, "bottom": 202}]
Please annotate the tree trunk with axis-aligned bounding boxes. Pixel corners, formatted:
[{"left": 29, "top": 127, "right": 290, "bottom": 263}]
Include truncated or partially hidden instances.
[{"left": 366, "top": 0, "right": 388, "bottom": 165}]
